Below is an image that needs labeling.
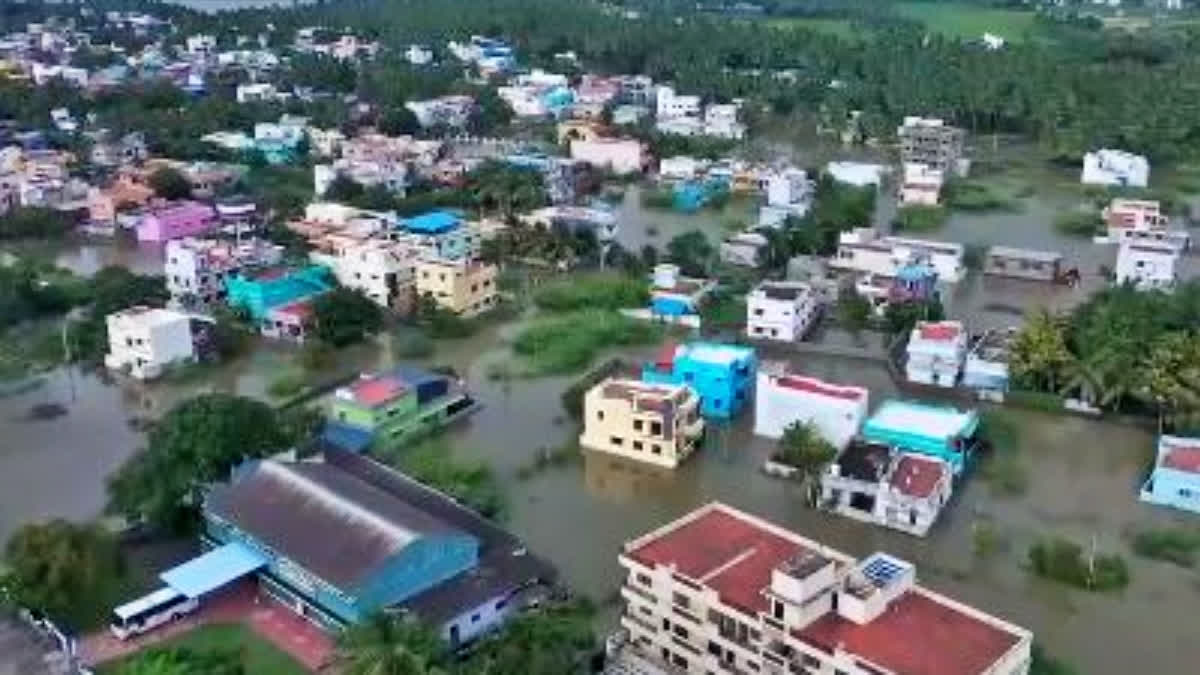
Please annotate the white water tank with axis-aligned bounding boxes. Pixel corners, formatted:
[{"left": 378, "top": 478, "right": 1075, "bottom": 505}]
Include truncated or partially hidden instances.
[{"left": 653, "top": 263, "right": 679, "bottom": 289}]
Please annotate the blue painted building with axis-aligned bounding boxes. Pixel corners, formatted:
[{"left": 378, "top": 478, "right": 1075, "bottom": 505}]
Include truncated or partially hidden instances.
[
  {"left": 1140, "top": 435, "right": 1200, "bottom": 515},
  {"left": 224, "top": 265, "right": 332, "bottom": 321},
  {"left": 672, "top": 177, "right": 729, "bottom": 213},
  {"left": 642, "top": 342, "right": 756, "bottom": 420},
  {"left": 393, "top": 210, "right": 473, "bottom": 260},
  {"left": 201, "top": 450, "right": 555, "bottom": 642},
  {"left": 861, "top": 400, "right": 980, "bottom": 476}
]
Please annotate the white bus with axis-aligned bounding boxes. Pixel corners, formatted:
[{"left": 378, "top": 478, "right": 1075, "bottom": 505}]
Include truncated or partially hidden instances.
[{"left": 110, "top": 587, "right": 199, "bottom": 640}]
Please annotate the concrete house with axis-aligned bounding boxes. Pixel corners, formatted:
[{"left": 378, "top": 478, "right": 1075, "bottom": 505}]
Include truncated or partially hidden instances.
[
  {"left": 832, "top": 227, "right": 966, "bottom": 284},
  {"left": 323, "top": 367, "right": 477, "bottom": 453},
  {"left": 104, "top": 306, "right": 205, "bottom": 380},
  {"left": 414, "top": 258, "right": 498, "bottom": 316},
  {"left": 165, "top": 237, "right": 283, "bottom": 307},
  {"left": 579, "top": 378, "right": 704, "bottom": 469},
  {"left": 745, "top": 281, "right": 820, "bottom": 343},
  {"left": 615, "top": 503, "right": 1032, "bottom": 675},
  {"left": 1082, "top": 149, "right": 1149, "bottom": 188},
  {"left": 754, "top": 366, "right": 868, "bottom": 449},
  {"left": 820, "top": 442, "right": 953, "bottom": 537},
  {"left": 310, "top": 239, "right": 419, "bottom": 311},
  {"left": 569, "top": 137, "right": 646, "bottom": 175},
  {"left": 136, "top": 201, "right": 218, "bottom": 243},
  {"left": 861, "top": 400, "right": 980, "bottom": 476},
  {"left": 1140, "top": 435, "right": 1200, "bottom": 515},
  {"left": 1116, "top": 241, "right": 1178, "bottom": 291},
  {"left": 897, "top": 116, "right": 966, "bottom": 175},
  {"left": 648, "top": 264, "right": 715, "bottom": 319},
  {"left": 905, "top": 320, "right": 967, "bottom": 388},
  {"left": 224, "top": 265, "right": 333, "bottom": 324},
  {"left": 642, "top": 342, "right": 756, "bottom": 421}
]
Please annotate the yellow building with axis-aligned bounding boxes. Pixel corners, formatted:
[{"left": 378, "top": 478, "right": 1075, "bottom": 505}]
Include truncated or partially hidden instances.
[
  {"left": 415, "top": 258, "right": 499, "bottom": 316},
  {"left": 580, "top": 378, "right": 704, "bottom": 469}
]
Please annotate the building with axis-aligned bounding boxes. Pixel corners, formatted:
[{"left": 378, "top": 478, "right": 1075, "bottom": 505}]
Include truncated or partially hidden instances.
[
  {"left": 963, "top": 327, "right": 1016, "bottom": 395},
  {"left": 648, "top": 264, "right": 715, "bottom": 318},
  {"left": 1081, "top": 149, "right": 1149, "bottom": 188},
  {"left": 719, "top": 231, "right": 767, "bottom": 268},
  {"left": 236, "top": 82, "right": 278, "bottom": 103},
  {"left": 832, "top": 227, "right": 966, "bottom": 284},
  {"left": 642, "top": 342, "right": 756, "bottom": 421},
  {"left": 415, "top": 258, "right": 498, "bottom": 317},
  {"left": 616, "top": 503, "right": 1032, "bottom": 675},
  {"left": 1140, "top": 435, "right": 1200, "bottom": 515},
  {"left": 745, "top": 281, "right": 820, "bottom": 343},
  {"left": 703, "top": 103, "right": 745, "bottom": 139},
  {"left": 754, "top": 366, "right": 868, "bottom": 449},
  {"left": 225, "top": 265, "right": 333, "bottom": 321},
  {"left": 392, "top": 210, "right": 476, "bottom": 260},
  {"left": 579, "top": 378, "right": 704, "bottom": 469},
  {"left": 1102, "top": 199, "right": 1189, "bottom": 250},
  {"left": 323, "top": 367, "right": 478, "bottom": 452},
  {"left": 136, "top": 201, "right": 218, "bottom": 243},
  {"left": 862, "top": 400, "right": 980, "bottom": 476},
  {"left": 897, "top": 162, "right": 944, "bottom": 206},
  {"left": 826, "top": 161, "right": 887, "bottom": 188},
  {"left": 519, "top": 206, "right": 618, "bottom": 243},
  {"left": 655, "top": 85, "right": 701, "bottom": 119},
  {"left": 983, "top": 246, "right": 1064, "bottom": 282},
  {"left": 569, "top": 137, "right": 646, "bottom": 175},
  {"left": 310, "top": 239, "right": 419, "bottom": 310},
  {"left": 758, "top": 168, "right": 814, "bottom": 227},
  {"left": 659, "top": 156, "right": 703, "bottom": 181},
  {"left": 104, "top": 306, "right": 206, "bottom": 380},
  {"left": 820, "top": 442, "right": 953, "bottom": 536},
  {"left": 897, "top": 116, "right": 966, "bottom": 175},
  {"left": 405, "top": 95, "right": 475, "bottom": 129},
  {"left": 1116, "top": 240, "right": 1177, "bottom": 291},
  {"left": 165, "top": 237, "right": 284, "bottom": 307},
  {"left": 200, "top": 449, "right": 554, "bottom": 642},
  {"left": 405, "top": 44, "right": 433, "bottom": 65},
  {"left": 905, "top": 320, "right": 967, "bottom": 388}
]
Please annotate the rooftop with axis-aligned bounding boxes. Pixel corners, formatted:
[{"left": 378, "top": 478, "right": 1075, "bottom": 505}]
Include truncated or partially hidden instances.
[
  {"left": 1161, "top": 437, "right": 1200, "bottom": 474},
  {"left": 754, "top": 281, "right": 811, "bottom": 302},
  {"left": 404, "top": 210, "right": 461, "bottom": 234},
  {"left": 914, "top": 321, "right": 963, "bottom": 342},
  {"left": 678, "top": 342, "right": 754, "bottom": 367},
  {"left": 986, "top": 246, "right": 1063, "bottom": 263},
  {"left": 866, "top": 401, "right": 976, "bottom": 441},
  {"left": 889, "top": 454, "right": 946, "bottom": 498},
  {"left": 347, "top": 373, "right": 408, "bottom": 407},
  {"left": 795, "top": 589, "right": 1021, "bottom": 675},
  {"left": 772, "top": 374, "right": 868, "bottom": 403},
  {"left": 837, "top": 440, "right": 892, "bottom": 483}
]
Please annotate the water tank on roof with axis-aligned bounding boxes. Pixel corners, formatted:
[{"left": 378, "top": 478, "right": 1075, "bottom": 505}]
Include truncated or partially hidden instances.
[{"left": 653, "top": 263, "right": 679, "bottom": 290}]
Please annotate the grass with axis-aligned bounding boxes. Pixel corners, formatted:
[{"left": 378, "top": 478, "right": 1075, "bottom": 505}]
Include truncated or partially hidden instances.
[
  {"left": 978, "top": 410, "right": 1029, "bottom": 497},
  {"left": 513, "top": 310, "right": 664, "bottom": 375},
  {"left": 1130, "top": 528, "right": 1200, "bottom": 568},
  {"left": 764, "top": 17, "right": 863, "bottom": 40},
  {"left": 97, "top": 623, "right": 309, "bottom": 675},
  {"left": 533, "top": 274, "right": 649, "bottom": 313},
  {"left": 1053, "top": 210, "right": 1103, "bottom": 237},
  {"left": 943, "top": 179, "right": 1023, "bottom": 212},
  {"left": 893, "top": 204, "right": 948, "bottom": 232},
  {"left": 378, "top": 437, "right": 504, "bottom": 520},
  {"left": 1027, "top": 537, "right": 1130, "bottom": 591},
  {"left": 894, "top": 2, "right": 1038, "bottom": 41}
]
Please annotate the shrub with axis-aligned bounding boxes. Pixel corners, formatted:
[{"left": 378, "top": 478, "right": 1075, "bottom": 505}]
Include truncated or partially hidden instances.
[
  {"left": 560, "top": 358, "right": 626, "bottom": 419},
  {"left": 1130, "top": 528, "right": 1200, "bottom": 568},
  {"left": 533, "top": 274, "right": 649, "bottom": 313},
  {"left": 943, "top": 180, "right": 1020, "bottom": 212},
  {"left": 267, "top": 371, "right": 307, "bottom": 399},
  {"left": 391, "top": 330, "right": 435, "bottom": 359},
  {"left": 1053, "top": 210, "right": 1103, "bottom": 237},
  {"left": 893, "top": 204, "right": 948, "bottom": 232},
  {"left": 1027, "top": 537, "right": 1129, "bottom": 591},
  {"left": 513, "top": 311, "right": 662, "bottom": 375}
]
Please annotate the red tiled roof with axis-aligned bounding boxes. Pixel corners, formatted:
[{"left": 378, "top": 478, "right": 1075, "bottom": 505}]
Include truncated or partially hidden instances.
[
  {"left": 918, "top": 323, "right": 960, "bottom": 341},
  {"left": 627, "top": 508, "right": 807, "bottom": 616},
  {"left": 1163, "top": 447, "right": 1200, "bottom": 474},
  {"left": 275, "top": 300, "right": 313, "bottom": 319},
  {"left": 776, "top": 375, "right": 867, "bottom": 402},
  {"left": 795, "top": 590, "right": 1021, "bottom": 675},
  {"left": 350, "top": 375, "right": 407, "bottom": 407},
  {"left": 889, "top": 455, "right": 945, "bottom": 498}
]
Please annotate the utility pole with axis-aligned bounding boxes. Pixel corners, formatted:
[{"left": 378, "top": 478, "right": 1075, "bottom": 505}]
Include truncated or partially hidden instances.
[{"left": 61, "top": 318, "right": 76, "bottom": 403}]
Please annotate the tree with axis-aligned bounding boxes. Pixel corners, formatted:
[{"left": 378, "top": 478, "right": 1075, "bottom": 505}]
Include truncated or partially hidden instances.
[
  {"left": 772, "top": 421, "right": 836, "bottom": 505},
  {"left": 665, "top": 230, "right": 714, "bottom": 278},
  {"left": 883, "top": 298, "right": 943, "bottom": 337},
  {"left": 106, "top": 394, "right": 289, "bottom": 529},
  {"left": 378, "top": 106, "right": 421, "bottom": 136},
  {"left": 324, "top": 174, "right": 366, "bottom": 203},
  {"left": 836, "top": 285, "right": 872, "bottom": 335},
  {"left": 0, "top": 207, "right": 75, "bottom": 240},
  {"left": 464, "top": 603, "right": 597, "bottom": 675},
  {"left": 336, "top": 613, "right": 448, "bottom": 675},
  {"left": 67, "top": 267, "right": 170, "bottom": 363},
  {"left": 147, "top": 167, "right": 193, "bottom": 201},
  {"left": 110, "top": 647, "right": 244, "bottom": 675},
  {"left": 639, "top": 244, "right": 659, "bottom": 269},
  {"left": 1009, "top": 309, "right": 1072, "bottom": 392},
  {"left": 1141, "top": 332, "right": 1200, "bottom": 432},
  {"left": 312, "top": 287, "right": 384, "bottom": 347},
  {"left": 2, "top": 520, "right": 123, "bottom": 626}
]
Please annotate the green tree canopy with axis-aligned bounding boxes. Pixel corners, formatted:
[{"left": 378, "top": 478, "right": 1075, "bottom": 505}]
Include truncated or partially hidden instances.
[
  {"left": 2, "top": 520, "right": 123, "bottom": 627},
  {"left": 336, "top": 613, "right": 448, "bottom": 675},
  {"left": 109, "top": 647, "right": 244, "bottom": 675},
  {"left": 772, "top": 421, "right": 837, "bottom": 504},
  {"left": 665, "top": 230, "right": 714, "bottom": 278},
  {"left": 147, "top": 167, "right": 194, "bottom": 201},
  {"left": 312, "top": 287, "right": 384, "bottom": 347}
]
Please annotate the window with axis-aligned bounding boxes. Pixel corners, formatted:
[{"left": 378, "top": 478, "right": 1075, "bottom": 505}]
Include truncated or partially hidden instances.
[
  {"left": 672, "top": 592, "right": 690, "bottom": 609},
  {"left": 633, "top": 420, "right": 643, "bottom": 431},
  {"left": 632, "top": 441, "right": 643, "bottom": 450},
  {"left": 597, "top": 410, "right": 604, "bottom": 420},
  {"left": 652, "top": 445, "right": 662, "bottom": 454},
  {"left": 650, "top": 421, "right": 662, "bottom": 436},
  {"left": 772, "top": 599, "right": 784, "bottom": 620},
  {"left": 636, "top": 573, "right": 652, "bottom": 586},
  {"left": 707, "top": 641, "right": 722, "bottom": 656},
  {"left": 1181, "top": 488, "right": 1194, "bottom": 499},
  {"left": 672, "top": 624, "right": 688, "bottom": 639},
  {"left": 495, "top": 599, "right": 507, "bottom": 610},
  {"left": 713, "top": 399, "right": 722, "bottom": 409},
  {"left": 753, "top": 308, "right": 763, "bottom": 316},
  {"left": 661, "top": 618, "right": 671, "bottom": 630},
  {"left": 471, "top": 613, "right": 480, "bottom": 623},
  {"left": 610, "top": 436, "right": 624, "bottom": 446}
]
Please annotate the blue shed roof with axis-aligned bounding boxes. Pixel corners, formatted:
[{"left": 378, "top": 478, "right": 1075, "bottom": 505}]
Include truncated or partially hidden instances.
[
  {"left": 404, "top": 211, "right": 461, "bottom": 233},
  {"left": 160, "top": 541, "right": 267, "bottom": 599},
  {"left": 322, "top": 421, "right": 375, "bottom": 454}
]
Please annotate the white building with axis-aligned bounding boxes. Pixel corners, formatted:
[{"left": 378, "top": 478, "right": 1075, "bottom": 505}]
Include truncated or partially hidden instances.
[
  {"left": 703, "top": 103, "right": 746, "bottom": 139},
  {"left": 826, "top": 161, "right": 887, "bottom": 187},
  {"left": 307, "top": 127, "right": 345, "bottom": 158},
  {"left": 185, "top": 34, "right": 217, "bottom": 57},
  {"left": 569, "top": 138, "right": 646, "bottom": 175},
  {"left": 718, "top": 231, "right": 768, "bottom": 268},
  {"left": 831, "top": 227, "right": 966, "bottom": 284},
  {"left": 1116, "top": 241, "right": 1178, "bottom": 291},
  {"left": 405, "top": 44, "right": 433, "bottom": 65},
  {"left": 821, "top": 444, "right": 953, "bottom": 537},
  {"left": 898, "top": 162, "right": 944, "bottom": 206},
  {"left": 982, "top": 32, "right": 1006, "bottom": 50},
  {"left": 32, "top": 64, "right": 88, "bottom": 87},
  {"left": 754, "top": 366, "right": 868, "bottom": 449},
  {"left": 905, "top": 320, "right": 967, "bottom": 388},
  {"left": 658, "top": 155, "right": 703, "bottom": 180},
  {"left": 103, "top": 306, "right": 200, "bottom": 380},
  {"left": 745, "top": 281, "right": 820, "bottom": 343},
  {"left": 655, "top": 85, "right": 701, "bottom": 119},
  {"left": 405, "top": 95, "right": 475, "bottom": 129},
  {"left": 165, "top": 237, "right": 283, "bottom": 307},
  {"left": 759, "top": 168, "right": 814, "bottom": 227},
  {"left": 1081, "top": 149, "right": 1150, "bottom": 188},
  {"left": 616, "top": 503, "right": 1032, "bottom": 675},
  {"left": 309, "top": 239, "right": 419, "bottom": 309}
]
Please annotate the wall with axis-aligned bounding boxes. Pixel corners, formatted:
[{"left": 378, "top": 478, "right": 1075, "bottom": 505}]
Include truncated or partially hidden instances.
[{"left": 358, "top": 535, "right": 479, "bottom": 612}]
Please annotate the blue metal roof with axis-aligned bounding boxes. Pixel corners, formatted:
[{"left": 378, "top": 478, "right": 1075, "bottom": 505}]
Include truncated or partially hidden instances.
[
  {"left": 322, "top": 421, "right": 374, "bottom": 454},
  {"left": 404, "top": 211, "right": 461, "bottom": 234},
  {"left": 160, "top": 541, "right": 267, "bottom": 599}
]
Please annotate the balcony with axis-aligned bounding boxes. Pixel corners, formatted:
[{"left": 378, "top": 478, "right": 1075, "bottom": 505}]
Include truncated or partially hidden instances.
[
  {"left": 621, "top": 612, "right": 658, "bottom": 636},
  {"left": 681, "top": 416, "right": 704, "bottom": 438},
  {"left": 622, "top": 583, "right": 657, "bottom": 605}
]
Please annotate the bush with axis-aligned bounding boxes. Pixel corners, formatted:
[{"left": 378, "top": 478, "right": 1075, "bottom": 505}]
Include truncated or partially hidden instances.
[
  {"left": 943, "top": 180, "right": 1020, "bottom": 212},
  {"left": 1027, "top": 537, "right": 1130, "bottom": 591},
  {"left": 533, "top": 274, "right": 649, "bottom": 313},
  {"left": 1130, "top": 528, "right": 1200, "bottom": 568},
  {"left": 391, "top": 330, "right": 435, "bottom": 359},
  {"left": 513, "top": 311, "right": 663, "bottom": 375},
  {"left": 893, "top": 204, "right": 948, "bottom": 232},
  {"left": 640, "top": 187, "right": 674, "bottom": 209},
  {"left": 560, "top": 358, "right": 626, "bottom": 419},
  {"left": 1053, "top": 210, "right": 1103, "bottom": 237},
  {"left": 267, "top": 371, "right": 307, "bottom": 399},
  {"left": 383, "top": 439, "right": 504, "bottom": 519}
]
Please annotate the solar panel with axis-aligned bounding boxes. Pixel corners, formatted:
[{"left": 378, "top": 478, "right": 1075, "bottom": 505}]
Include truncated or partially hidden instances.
[{"left": 861, "top": 554, "right": 909, "bottom": 588}]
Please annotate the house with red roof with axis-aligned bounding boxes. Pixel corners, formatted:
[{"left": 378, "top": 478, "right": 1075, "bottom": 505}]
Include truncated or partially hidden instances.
[
  {"left": 819, "top": 440, "right": 953, "bottom": 537},
  {"left": 905, "top": 320, "right": 967, "bottom": 388},
  {"left": 615, "top": 503, "right": 1031, "bottom": 675},
  {"left": 1140, "top": 435, "right": 1200, "bottom": 515}
]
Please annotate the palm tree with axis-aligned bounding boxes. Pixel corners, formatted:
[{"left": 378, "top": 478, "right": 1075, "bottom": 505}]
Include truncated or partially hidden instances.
[{"left": 336, "top": 612, "right": 448, "bottom": 675}]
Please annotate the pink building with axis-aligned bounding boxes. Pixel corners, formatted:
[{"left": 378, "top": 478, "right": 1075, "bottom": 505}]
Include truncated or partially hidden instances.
[{"left": 136, "top": 201, "right": 218, "bottom": 242}]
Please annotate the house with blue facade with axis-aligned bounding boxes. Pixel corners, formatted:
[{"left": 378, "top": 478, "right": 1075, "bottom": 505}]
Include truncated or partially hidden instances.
[
  {"left": 861, "top": 400, "right": 980, "bottom": 476},
  {"left": 201, "top": 449, "right": 555, "bottom": 643},
  {"left": 224, "top": 265, "right": 332, "bottom": 321},
  {"left": 392, "top": 210, "right": 474, "bottom": 260},
  {"left": 647, "top": 263, "right": 714, "bottom": 319},
  {"left": 642, "top": 341, "right": 756, "bottom": 420},
  {"left": 1140, "top": 435, "right": 1200, "bottom": 515}
]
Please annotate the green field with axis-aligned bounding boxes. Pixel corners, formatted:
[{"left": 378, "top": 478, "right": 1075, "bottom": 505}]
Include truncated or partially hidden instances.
[
  {"left": 97, "top": 623, "right": 311, "bottom": 675},
  {"left": 764, "top": 17, "right": 863, "bottom": 40},
  {"left": 895, "top": 2, "right": 1038, "bottom": 41}
]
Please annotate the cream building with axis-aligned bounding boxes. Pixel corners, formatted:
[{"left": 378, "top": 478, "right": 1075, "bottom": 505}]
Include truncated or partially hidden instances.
[
  {"left": 415, "top": 258, "right": 499, "bottom": 316},
  {"left": 580, "top": 378, "right": 704, "bottom": 469}
]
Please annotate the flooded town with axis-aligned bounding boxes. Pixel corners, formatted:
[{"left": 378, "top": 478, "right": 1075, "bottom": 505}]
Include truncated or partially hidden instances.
[{"left": 3, "top": 2, "right": 1200, "bottom": 675}]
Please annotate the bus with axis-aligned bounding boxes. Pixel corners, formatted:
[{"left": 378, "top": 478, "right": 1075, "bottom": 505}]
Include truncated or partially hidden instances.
[{"left": 110, "top": 587, "right": 199, "bottom": 640}]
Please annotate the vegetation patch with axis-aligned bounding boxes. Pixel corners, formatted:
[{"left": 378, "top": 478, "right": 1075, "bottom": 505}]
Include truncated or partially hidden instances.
[
  {"left": 513, "top": 310, "right": 663, "bottom": 375},
  {"left": 893, "top": 2, "right": 1037, "bottom": 41},
  {"left": 1053, "top": 210, "right": 1103, "bottom": 237},
  {"left": 893, "top": 204, "right": 948, "bottom": 232},
  {"left": 1130, "top": 528, "right": 1200, "bottom": 568},
  {"left": 379, "top": 438, "right": 503, "bottom": 520},
  {"left": 943, "top": 180, "right": 1022, "bottom": 212},
  {"left": 267, "top": 371, "right": 307, "bottom": 399},
  {"left": 533, "top": 274, "right": 649, "bottom": 313},
  {"left": 1027, "top": 536, "right": 1130, "bottom": 591},
  {"left": 97, "top": 623, "right": 309, "bottom": 675}
]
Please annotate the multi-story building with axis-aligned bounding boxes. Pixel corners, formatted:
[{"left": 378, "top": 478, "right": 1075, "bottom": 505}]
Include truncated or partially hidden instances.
[
  {"left": 745, "top": 281, "right": 820, "bottom": 343},
  {"left": 616, "top": 502, "right": 1032, "bottom": 675},
  {"left": 165, "top": 237, "right": 284, "bottom": 307},
  {"left": 405, "top": 95, "right": 475, "bottom": 129},
  {"left": 324, "top": 367, "right": 478, "bottom": 452},
  {"left": 104, "top": 306, "right": 204, "bottom": 380},
  {"left": 655, "top": 85, "right": 702, "bottom": 119},
  {"left": 136, "top": 201, "right": 218, "bottom": 243},
  {"left": 309, "top": 238, "right": 419, "bottom": 311},
  {"left": 897, "top": 162, "right": 944, "bottom": 206},
  {"left": 753, "top": 366, "right": 868, "bottom": 449},
  {"left": 648, "top": 264, "right": 715, "bottom": 319},
  {"left": 1081, "top": 149, "right": 1149, "bottom": 188},
  {"left": 861, "top": 400, "right": 980, "bottom": 476},
  {"left": 905, "top": 320, "right": 967, "bottom": 388},
  {"left": 414, "top": 258, "right": 499, "bottom": 316},
  {"left": 642, "top": 342, "right": 756, "bottom": 421},
  {"left": 1116, "top": 240, "right": 1178, "bottom": 291},
  {"left": 1140, "top": 434, "right": 1200, "bottom": 515},
  {"left": 579, "top": 378, "right": 704, "bottom": 469},
  {"left": 703, "top": 103, "right": 745, "bottom": 140},
  {"left": 569, "top": 137, "right": 647, "bottom": 175},
  {"left": 390, "top": 210, "right": 477, "bottom": 260},
  {"left": 820, "top": 442, "right": 954, "bottom": 536},
  {"left": 831, "top": 227, "right": 966, "bottom": 284},
  {"left": 224, "top": 264, "right": 333, "bottom": 321},
  {"left": 758, "top": 168, "right": 814, "bottom": 227},
  {"left": 897, "top": 116, "right": 965, "bottom": 175},
  {"left": 1101, "top": 198, "right": 1190, "bottom": 250}
]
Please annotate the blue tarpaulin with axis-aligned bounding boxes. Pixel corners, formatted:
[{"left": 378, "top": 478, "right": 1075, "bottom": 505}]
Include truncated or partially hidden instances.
[{"left": 160, "top": 542, "right": 266, "bottom": 599}]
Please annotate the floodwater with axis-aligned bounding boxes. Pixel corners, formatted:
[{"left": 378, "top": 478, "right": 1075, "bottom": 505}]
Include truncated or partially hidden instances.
[
  {"left": 4, "top": 236, "right": 165, "bottom": 277},
  {"left": 611, "top": 184, "right": 755, "bottom": 253}
]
